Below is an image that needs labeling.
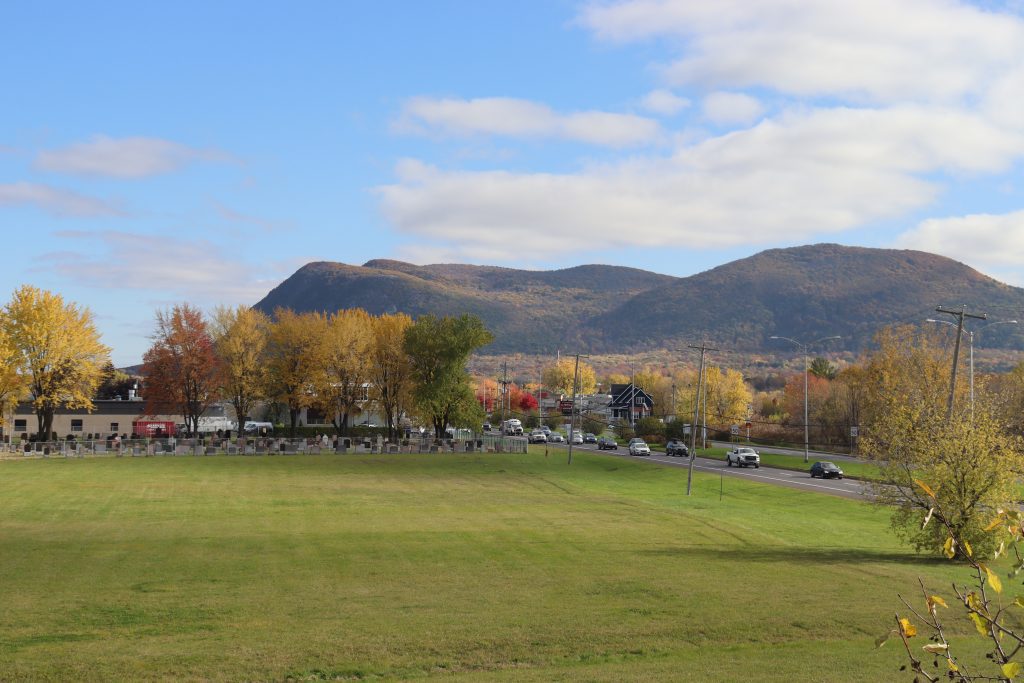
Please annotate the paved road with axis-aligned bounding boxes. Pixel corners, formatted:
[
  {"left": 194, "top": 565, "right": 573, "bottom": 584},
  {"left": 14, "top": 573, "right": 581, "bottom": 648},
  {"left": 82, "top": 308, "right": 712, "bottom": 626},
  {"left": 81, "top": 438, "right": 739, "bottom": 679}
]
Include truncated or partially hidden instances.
[
  {"left": 708, "top": 440, "right": 861, "bottom": 463},
  {"left": 552, "top": 442, "right": 866, "bottom": 500}
]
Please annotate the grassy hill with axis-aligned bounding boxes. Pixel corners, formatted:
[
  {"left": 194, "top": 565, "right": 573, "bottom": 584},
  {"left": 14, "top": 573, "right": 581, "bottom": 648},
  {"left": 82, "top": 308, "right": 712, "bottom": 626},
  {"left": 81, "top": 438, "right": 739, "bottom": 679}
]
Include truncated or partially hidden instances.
[{"left": 254, "top": 244, "right": 1024, "bottom": 354}]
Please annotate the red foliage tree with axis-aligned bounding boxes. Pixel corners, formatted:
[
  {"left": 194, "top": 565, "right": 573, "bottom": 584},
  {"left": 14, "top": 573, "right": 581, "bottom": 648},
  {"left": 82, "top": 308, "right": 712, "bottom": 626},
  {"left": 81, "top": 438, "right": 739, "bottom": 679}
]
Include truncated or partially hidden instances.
[{"left": 142, "top": 304, "right": 221, "bottom": 436}]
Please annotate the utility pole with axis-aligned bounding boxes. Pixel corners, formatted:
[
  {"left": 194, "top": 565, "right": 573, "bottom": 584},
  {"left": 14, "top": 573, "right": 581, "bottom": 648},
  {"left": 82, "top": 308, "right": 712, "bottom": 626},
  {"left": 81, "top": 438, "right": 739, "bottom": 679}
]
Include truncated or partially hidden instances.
[
  {"left": 567, "top": 353, "right": 587, "bottom": 465},
  {"left": 630, "top": 360, "right": 636, "bottom": 431},
  {"left": 935, "top": 305, "right": 986, "bottom": 420},
  {"left": 686, "top": 342, "right": 717, "bottom": 496},
  {"left": 499, "top": 361, "right": 511, "bottom": 433}
]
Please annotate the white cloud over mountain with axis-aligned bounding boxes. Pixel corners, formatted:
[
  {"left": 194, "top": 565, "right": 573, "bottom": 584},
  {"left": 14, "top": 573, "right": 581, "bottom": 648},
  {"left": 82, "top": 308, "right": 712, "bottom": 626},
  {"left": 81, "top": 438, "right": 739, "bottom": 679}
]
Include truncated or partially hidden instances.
[{"left": 378, "top": 0, "right": 1024, "bottom": 265}]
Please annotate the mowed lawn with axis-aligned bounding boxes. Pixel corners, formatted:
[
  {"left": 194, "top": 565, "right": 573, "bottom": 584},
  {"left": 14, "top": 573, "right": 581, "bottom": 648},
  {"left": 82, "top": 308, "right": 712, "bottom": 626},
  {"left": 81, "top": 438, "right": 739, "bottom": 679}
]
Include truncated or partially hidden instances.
[{"left": 0, "top": 450, "right": 981, "bottom": 681}]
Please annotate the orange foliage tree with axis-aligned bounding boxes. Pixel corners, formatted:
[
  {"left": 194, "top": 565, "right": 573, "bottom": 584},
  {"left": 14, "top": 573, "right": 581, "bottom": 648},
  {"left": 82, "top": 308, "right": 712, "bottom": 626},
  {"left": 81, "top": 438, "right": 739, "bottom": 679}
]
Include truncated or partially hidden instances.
[{"left": 142, "top": 304, "right": 221, "bottom": 437}]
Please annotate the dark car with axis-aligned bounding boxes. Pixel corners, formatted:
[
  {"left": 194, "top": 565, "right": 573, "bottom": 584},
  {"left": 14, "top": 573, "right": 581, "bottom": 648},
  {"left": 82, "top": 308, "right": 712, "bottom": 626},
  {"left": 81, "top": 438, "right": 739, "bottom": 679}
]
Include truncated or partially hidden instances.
[
  {"left": 810, "top": 461, "right": 844, "bottom": 479},
  {"left": 665, "top": 439, "right": 689, "bottom": 457},
  {"left": 597, "top": 436, "right": 618, "bottom": 450},
  {"left": 583, "top": 433, "right": 597, "bottom": 444}
]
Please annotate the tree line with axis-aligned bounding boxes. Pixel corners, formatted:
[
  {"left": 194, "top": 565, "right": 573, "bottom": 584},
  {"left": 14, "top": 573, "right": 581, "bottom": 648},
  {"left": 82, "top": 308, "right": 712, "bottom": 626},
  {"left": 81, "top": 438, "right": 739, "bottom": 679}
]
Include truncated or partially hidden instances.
[{"left": 0, "top": 286, "right": 493, "bottom": 441}]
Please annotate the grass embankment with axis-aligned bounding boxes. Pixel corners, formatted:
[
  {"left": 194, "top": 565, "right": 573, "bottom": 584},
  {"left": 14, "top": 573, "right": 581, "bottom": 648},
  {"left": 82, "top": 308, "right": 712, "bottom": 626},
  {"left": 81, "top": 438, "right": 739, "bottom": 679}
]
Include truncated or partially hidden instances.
[
  {"left": 0, "top": 449, "right": 987, "bottom": 681},
  {"left": 697, "top": 446, "right": 881, "bottom": 480}
]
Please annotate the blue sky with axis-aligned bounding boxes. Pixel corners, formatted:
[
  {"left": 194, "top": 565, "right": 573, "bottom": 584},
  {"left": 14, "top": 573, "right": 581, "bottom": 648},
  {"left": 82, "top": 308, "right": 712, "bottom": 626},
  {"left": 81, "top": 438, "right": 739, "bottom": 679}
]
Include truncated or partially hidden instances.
[{"left": 3, "top": 0, "right": 1024, "bottom": 364}]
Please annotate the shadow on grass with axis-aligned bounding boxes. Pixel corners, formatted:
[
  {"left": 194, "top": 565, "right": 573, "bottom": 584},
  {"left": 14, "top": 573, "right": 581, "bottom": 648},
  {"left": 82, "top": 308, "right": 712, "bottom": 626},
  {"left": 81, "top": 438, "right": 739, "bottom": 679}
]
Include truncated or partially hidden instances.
[{"left": 641, "top": 544, "right": 946, "bottom": 567}]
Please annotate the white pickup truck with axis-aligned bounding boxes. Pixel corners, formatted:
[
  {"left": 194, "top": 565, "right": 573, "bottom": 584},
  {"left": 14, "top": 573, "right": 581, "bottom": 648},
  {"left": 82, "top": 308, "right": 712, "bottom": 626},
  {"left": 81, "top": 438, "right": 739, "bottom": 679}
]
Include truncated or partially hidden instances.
[
  {"left": 726, "top": 447, "right": 760, "bottom": 468},
  {"left": 503, "top": 419, "right": 523, "bottom": 436}
]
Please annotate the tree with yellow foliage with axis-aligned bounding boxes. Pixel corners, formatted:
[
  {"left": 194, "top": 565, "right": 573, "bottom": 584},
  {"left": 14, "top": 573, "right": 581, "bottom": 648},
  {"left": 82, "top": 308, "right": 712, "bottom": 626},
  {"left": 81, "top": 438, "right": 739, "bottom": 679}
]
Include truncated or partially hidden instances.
[
  {"left": 542, "top": 358, "right": 596, "bottom": 397},
  {"left": 315, "top": 308, "right": 374, "bottom": 435},
  {"left": 265, "top": 309, "right": 326, "bottom": 437},
  {"left": 2, "top": 285, "right": 110, "bottom": 440},
  {"left": 369, "top": 313, "right": 413, "bottom": 440},
  {"left": 211, "top": 305, "right": 270, "bottom": 434},
  {"left": 858, "top": 326, "right": 1021, "bottom": 557}
]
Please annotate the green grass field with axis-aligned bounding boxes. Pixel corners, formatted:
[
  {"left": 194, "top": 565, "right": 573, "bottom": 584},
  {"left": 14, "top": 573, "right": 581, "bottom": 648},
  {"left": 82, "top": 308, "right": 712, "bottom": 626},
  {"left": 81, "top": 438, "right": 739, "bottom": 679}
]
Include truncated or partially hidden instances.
[{"left": 0, "top": 449, "right": 991, "bottom": 681}]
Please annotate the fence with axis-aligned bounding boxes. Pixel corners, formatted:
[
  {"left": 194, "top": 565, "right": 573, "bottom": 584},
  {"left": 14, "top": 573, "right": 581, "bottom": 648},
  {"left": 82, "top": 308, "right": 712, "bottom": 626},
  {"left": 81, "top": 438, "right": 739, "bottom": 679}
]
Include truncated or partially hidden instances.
[{"left": 0, "top": 432, "right": 528, "bottom": 459}]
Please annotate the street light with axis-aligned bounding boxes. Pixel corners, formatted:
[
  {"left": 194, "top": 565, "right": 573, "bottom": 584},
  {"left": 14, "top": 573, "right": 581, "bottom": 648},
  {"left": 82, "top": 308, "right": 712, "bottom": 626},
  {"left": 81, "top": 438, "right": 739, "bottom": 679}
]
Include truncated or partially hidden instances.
[
  {"left": 925, "top": 318, "right": 1018, "bottom": 420},
  {"left": 769, "top": 334, "right": 841, "bottom": 463}
]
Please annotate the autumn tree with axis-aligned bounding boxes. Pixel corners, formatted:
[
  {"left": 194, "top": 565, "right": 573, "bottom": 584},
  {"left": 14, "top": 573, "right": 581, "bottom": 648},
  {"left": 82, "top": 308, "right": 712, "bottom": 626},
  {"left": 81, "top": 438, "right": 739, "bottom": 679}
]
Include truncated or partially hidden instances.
[
  {"left": 0, "top": 316, "right": 29, "bottom": 429},
  {"left": 265, "top": 309, "right": 325, "bottom": 437},
  {"left": 142, "top": 304, "right": 221, "bottom": 437},
  {"left": 211, "top": 305, "right": 269, "bottom": 435},
  {"left": 405, "top": 314, "right": 493, "bottom": 438},
  {"left": 315, "top": 308, "right": 373, "bottom": 435},
  {"left": 703, "top": 366, "right": 752, "bottom": 430},
  {"left": 543, "top": 358, "right": 596, "bottom": 396},
  {"left": 857, "top": 326, "right": 1017, "bottom": 556},
  {"left": 369, "top": 313, "right": 413, "bottom": 440},
  {"left": 3, "top": 285, "right": 110, "bottom": 440}
]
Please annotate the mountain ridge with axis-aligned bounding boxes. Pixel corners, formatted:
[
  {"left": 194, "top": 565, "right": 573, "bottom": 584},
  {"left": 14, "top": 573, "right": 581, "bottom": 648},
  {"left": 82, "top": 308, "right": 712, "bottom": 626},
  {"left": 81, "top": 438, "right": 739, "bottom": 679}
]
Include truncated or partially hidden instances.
[{"left": 253, "top": 244, "right": 1024, "bottom": 354}]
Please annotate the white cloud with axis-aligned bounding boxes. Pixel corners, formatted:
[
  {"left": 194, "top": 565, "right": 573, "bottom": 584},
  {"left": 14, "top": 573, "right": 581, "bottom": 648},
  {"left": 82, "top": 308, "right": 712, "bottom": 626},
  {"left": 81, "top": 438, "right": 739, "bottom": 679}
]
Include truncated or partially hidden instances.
[
  {"left": 640, "top": 89, "right": 691, "bottom": 116},
  {"left": 895, "top": 211, "right": 1024, "bottom": 284},
  {"left": 396, "top": 96, "right": 661, "bottom": 147},
  {"left": 35, "top": 135, "right": 225, "bottom": 178},
  {"left": 378, "top": 103, "right": 1024, "bottom": 260},
  {"left": 701, "top": 92, "right": 765, "bottom": 125},
  {"left": 0, "top": 181, "right": 121, "bottom": 217},
  {"left": 41, "top": 230, "right": 283, "bottom": 303},
  {"left": 579, "top": 0, "right": 1024, "bottom": 105}
]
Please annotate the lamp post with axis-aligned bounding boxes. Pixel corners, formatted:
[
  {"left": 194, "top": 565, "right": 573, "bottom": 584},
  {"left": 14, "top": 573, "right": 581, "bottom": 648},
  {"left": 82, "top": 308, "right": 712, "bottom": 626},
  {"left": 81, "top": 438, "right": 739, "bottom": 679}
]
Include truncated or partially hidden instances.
[
  {"left": 769, "top": 334, "right": 841, "bottom": 463},
  {"left": 926, "top": 318, "right": 1018, "bottom": 421}
]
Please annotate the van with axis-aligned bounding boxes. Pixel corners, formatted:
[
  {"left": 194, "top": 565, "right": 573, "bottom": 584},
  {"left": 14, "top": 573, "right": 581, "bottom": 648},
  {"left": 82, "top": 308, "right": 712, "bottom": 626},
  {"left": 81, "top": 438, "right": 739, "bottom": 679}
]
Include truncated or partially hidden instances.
[{"left": 243, "top": 421, "right": 274, "bottom": 434}]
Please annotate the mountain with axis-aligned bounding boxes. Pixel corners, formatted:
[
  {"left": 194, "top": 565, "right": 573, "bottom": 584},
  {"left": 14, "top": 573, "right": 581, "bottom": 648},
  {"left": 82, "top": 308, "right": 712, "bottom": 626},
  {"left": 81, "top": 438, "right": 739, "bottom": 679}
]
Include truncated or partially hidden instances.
[{"left": 253, "top": 244, "right": 1024, "bottom": 354}]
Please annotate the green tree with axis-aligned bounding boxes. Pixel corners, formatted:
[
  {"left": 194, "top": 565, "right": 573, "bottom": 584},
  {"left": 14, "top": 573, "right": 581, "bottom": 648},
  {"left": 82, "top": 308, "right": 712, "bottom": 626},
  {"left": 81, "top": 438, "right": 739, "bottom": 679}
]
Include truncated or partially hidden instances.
[
  {"left": 404, "top": 314, "right": 493, "bottom": 438},
  {"left": 808, "top": 356, "right": 837, "bottom": 380},
  {"left": 3, "top": 285, "right": 110, "bottom": 440}
]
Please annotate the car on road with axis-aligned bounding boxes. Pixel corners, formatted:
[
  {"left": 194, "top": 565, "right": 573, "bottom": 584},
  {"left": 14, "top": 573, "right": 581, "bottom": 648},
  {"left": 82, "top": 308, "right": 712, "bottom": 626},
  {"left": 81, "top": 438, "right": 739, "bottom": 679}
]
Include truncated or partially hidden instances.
[
  {"left": 810, "top": 461, "right": 844, "bottom": 479},
  {"left": 583, "top": 433, "right": 597, "bottom": 444},
  {"left": 597, "top": 436, "right": 618, "bottom": 450},
  {"left": 726, "top": 446, "right": 760, "bottom": 468},
  {"left": 482, "top": 422, "right": 492, "bottom": 432},
  {"left": 540, "top": 425, "right": 552, "bottom": 435},
  {"left": 628, "top": 438, "right": 651, "bottom": 456},
  {"left": 528, "top": 430, "right": 548, "bottom": 444},
  {"left": 570, "top": 431, "right": 584, "bottom": 445},
  {"left": 665, "top": 439, "right": 689, "bottom": 457},
  {"left": 548, "top": 432, "right": 565, "bottom": 443}
]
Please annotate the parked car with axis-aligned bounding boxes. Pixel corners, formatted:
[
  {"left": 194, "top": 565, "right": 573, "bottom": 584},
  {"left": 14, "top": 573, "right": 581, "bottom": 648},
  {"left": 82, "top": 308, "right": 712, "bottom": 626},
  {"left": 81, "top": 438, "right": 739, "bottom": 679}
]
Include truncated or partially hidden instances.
[
  {"left": 665, "top": 439, "right": 689, "bottom": 457},
  {"left": 597, "top": 436, "right": 618, "bottom": 450},
  {"left": 482, "top": 422, "right": 492, "bottom": 432},
  {"left": 810, "top": 461, "right": 844, "bottom": 479},
  {"left": 548, "top": 432, "right": 565, "bottom": 443},
  {"left": 726, "top": 446, "right": 760, "bottom": 468},
  {"left": 528, "top": 430, "right": 548, "bottom": 444},
  {"left": 583, "top": 433, "right": 597, "bottom": 444},
  {"left": 628, "top": 439, "right": 651, "bottom": 456},
  {"left": 540, "top": 425, "right": 552, "bottom": 435}
]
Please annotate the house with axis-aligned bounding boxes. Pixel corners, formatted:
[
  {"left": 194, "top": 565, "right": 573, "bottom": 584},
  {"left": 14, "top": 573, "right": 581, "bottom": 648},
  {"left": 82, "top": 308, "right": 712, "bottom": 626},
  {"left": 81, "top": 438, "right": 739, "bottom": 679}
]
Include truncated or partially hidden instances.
[
  {"left": 9, "top": 399, "right": 181, "bottom": 439},
  {"left": 608, "top": 383, "right": 654, "bottom": 423}
]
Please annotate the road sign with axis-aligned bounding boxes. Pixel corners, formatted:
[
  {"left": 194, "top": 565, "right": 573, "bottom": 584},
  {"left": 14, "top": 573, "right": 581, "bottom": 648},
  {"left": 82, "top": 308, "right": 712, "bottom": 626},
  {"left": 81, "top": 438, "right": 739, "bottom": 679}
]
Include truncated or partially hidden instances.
[
  {"left": 850, "top": 426, "right": 859, "bottom": 437},
  {"left": 559, "top": 400, "right": 573, "bottom": 415},
  {"left": 730, "top": 425, "right": 740, "bottom": 435}
]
